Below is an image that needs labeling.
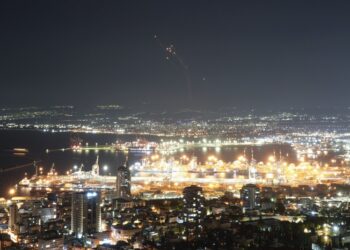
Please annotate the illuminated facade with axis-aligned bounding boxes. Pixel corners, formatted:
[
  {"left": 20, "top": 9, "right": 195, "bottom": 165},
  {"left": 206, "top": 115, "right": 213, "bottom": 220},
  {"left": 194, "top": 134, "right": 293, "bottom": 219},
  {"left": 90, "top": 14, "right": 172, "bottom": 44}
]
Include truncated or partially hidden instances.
[
  {"left": 116, "top": 164, "right": 131, "bottom": 199},
  {"left": 240, "top": 184, "right": 261, "bottom": 210},
  {"left": 183, "top": 185, "right": 205, "bottom": 224},
  {"left": 71, "top": 191, "right": 102, "bottom": 236}
]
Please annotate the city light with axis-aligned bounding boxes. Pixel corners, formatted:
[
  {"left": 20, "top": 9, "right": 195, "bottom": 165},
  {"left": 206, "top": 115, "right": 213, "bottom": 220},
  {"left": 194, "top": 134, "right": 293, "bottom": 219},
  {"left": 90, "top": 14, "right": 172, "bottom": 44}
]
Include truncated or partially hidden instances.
[
  {"left": 1, "top": 1, "right": 350, "bottom": 249},
  {"left": 8, "top": 188, "right": 16, "bottom": 196}
]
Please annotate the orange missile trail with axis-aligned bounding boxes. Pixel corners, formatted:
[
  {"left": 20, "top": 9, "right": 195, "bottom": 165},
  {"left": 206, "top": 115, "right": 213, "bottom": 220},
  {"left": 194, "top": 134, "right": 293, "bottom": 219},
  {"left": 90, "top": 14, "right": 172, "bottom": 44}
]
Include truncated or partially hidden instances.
[{"left": 154, "top": 35, "right": 193, "bottom": 103}]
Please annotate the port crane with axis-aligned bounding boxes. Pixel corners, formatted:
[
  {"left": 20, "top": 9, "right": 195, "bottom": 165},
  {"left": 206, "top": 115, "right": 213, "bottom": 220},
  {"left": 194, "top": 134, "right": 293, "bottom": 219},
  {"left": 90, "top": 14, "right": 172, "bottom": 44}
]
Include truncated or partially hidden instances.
[{"left": 0, "top": 160, "right": 41, "bottom": 173}]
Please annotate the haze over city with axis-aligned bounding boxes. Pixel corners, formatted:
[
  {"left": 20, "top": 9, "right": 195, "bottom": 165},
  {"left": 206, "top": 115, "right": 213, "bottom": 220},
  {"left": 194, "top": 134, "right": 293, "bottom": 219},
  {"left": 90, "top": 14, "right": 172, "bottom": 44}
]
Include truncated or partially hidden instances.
[
  {"left": 2, "top": 1, "right": 350, "bottom": 250},
  {"left": 2, "top": 1, "right": 350, "bottom": 109}
]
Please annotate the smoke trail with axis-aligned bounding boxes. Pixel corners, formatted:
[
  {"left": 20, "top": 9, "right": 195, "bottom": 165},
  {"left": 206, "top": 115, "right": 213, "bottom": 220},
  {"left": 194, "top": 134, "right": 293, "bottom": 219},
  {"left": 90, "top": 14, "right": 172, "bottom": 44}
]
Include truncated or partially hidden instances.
[{"left": 154, "top": 35, "right": 193, "bottom": 103}]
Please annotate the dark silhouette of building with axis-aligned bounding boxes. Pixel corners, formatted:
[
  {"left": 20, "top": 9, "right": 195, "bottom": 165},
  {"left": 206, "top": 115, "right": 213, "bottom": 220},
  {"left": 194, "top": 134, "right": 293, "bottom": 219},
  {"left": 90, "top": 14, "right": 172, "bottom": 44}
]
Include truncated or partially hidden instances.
[
  {"left": 116, "top": 163, "right": 131, "bottom": 199},
  {"left": 182, "top": 185, "right": 206, "bottom": 240},
  {"left": 183, "top": 185, "right": 205, "bottom": 224},
  {"left": 8, "top": 204, "right": 18, "bottom": 232},
  {"left": 240, "top": 184, "right": 261, "bottom": 210}
]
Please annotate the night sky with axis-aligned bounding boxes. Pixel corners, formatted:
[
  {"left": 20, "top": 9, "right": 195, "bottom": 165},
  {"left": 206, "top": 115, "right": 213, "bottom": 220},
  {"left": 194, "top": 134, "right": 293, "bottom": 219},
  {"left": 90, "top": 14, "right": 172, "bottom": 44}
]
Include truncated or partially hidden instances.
[{"left": 1, "top": 1, "right": 350, "bottom": 110}]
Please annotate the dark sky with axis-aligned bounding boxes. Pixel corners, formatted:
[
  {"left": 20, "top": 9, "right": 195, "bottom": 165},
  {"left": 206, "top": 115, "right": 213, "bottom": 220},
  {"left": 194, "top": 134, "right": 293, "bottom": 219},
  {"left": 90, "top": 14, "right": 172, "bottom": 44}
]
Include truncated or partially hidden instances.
[{"left": 1, "top": 1, "right": 350, "bottom": 110}]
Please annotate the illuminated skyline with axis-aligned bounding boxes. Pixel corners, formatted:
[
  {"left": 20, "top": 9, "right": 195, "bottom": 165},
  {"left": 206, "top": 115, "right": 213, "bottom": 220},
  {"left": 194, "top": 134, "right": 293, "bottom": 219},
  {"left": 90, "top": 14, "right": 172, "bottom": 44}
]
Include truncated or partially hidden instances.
[{"left": 3, "top": 2, "right": 350, "bottom": 249}]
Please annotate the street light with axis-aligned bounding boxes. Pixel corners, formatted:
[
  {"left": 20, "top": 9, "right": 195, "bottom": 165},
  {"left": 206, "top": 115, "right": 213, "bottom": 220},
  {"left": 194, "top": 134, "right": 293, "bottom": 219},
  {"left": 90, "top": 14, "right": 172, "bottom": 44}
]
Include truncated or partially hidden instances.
[
  {"left": 103, "top": 165, "right": 108, "bottom": 172},
  {"left": 9, "top": 188, "right": 16, "bottom": 196}
]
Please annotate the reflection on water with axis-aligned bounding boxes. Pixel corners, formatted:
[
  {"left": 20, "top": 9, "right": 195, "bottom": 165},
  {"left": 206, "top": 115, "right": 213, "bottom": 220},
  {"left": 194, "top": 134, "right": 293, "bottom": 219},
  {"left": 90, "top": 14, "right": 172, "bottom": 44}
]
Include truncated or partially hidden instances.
[{"left": 0, "top": 130, "right": 296, "bottom": 197}]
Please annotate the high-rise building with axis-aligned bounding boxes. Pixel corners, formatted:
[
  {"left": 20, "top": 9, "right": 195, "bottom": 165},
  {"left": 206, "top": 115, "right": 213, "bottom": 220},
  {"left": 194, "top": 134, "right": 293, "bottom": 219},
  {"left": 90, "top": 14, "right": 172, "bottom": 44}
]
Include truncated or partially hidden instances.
[
  {"left": 116, "top": 164, "right": 131, "bottom": 199},
  {"left": 8, "top": 203, "right": 18, "bottom": 232},
  {"left": 183, "top": 185, "right": 205, "bottom": 224},
  {"left": 240, "top": 184, "right": 261, "bottom": 210},
  {"left": 71, "top": 191, "right": 102, "bottom": 236}
]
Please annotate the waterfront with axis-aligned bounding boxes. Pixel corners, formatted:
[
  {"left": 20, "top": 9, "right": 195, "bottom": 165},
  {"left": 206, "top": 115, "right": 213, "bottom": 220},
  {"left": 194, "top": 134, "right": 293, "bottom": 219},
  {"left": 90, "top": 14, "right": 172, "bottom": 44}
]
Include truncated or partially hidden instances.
[
  {"left": 0, "top": 130, "right": 155, "bottom": 196},
  {"left": 0, "top": 130, "right": 296, "bottom": 197}
]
